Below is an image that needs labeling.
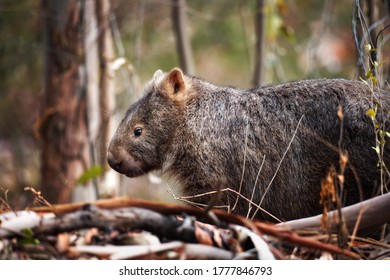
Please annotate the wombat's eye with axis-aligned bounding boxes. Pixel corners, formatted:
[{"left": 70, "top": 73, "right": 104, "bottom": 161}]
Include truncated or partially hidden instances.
[{"left": 134, "top": 127, "right": 143, "bottom": 137}]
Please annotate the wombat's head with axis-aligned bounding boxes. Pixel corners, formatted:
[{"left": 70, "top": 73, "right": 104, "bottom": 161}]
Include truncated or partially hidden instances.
[{"left": 107, "top": 68, "right": 190, "bottom": 177}]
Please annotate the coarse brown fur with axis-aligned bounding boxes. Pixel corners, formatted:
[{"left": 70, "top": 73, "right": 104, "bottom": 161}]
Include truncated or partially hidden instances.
[{"left": 108, "top": 68, "right": 390, "bottom": 222}]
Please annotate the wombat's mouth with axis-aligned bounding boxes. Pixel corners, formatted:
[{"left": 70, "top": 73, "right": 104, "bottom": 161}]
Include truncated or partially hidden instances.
[
  {"left": 109, "top": 164, "right": 147, "bottom": 178},
  {"left": 107, "top": 150, "right": 147, "bottom": 178},
  {"left": 112, "top": 161, "right": 147, "bottom": 178},
  {"left": 123, "top": 167, "right": 147, "bottom": 178}
]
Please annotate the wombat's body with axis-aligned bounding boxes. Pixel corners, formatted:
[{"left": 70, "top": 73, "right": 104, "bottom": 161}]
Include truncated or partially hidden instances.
[{"left": 108, "top": 68, "right": 390, "bottom": 221}]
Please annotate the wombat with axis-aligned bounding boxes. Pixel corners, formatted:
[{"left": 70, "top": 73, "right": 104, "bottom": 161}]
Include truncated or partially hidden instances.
[{"left": 107, "top": 68, "right": 390, "bottom": 222}]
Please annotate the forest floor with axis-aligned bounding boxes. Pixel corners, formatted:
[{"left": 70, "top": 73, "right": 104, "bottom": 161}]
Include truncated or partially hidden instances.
[{"left": 1, "top": 194, "right": 390, "bottom": 260}]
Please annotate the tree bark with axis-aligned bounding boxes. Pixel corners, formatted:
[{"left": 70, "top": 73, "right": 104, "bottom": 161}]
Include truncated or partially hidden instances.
[
  {"left": 96, "top": 0, "right": 115, "bottom": 171},
  {"left": 39, "top": 0, "right": 90, "bottom": 204},
  {"left": 171, "top": 0, "right": 195, "bottom": 75},
  {"left": 253, "top": 0, "right": 265, "bottom": 87}
]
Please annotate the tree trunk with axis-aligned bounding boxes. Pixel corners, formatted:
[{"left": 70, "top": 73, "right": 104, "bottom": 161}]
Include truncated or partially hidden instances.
[
  {"left": 253, "top": 0, "right": 265, "bottom": 87},
  {"left": 74, "top": 0, "right": 100, "bottom": 201},
  {"left": 96, "top": 0, "right": 120, "bottom": 197},
  {"left": 96, "top": 0, "right": 115, "bottom": 171},
  {"left": 39, "top": 0, "right": 90, "bottom": 204},
  {"left": 171, "top": 0, "right": 195, "bottom": 75}
]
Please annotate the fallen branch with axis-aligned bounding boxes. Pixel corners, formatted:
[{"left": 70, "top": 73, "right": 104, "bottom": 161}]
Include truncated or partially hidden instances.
[
  {"left": 254, "top": 221, "right": 360, "bottom": 259},
  {"left": 279, "top": 192, "right": 390, "bottom": 235},
  {"left": 71, "top": 242, "right": 234, "bottom": 260},
  {"left": 29, "top": 197, "right": 266, "bottom": 238},
  {"left": 28, "top": 198, "right": 360, "bottom": 259},
  {"left": 31, "top": 206, "right": 236, "bottom": 252}
]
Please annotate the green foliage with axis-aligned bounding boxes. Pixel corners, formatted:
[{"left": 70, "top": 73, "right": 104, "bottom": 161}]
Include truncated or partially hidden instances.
[
  {"left": 366, "top": 108, "right": 376, "bottom": 120},
  {"left": 363, "top": 46, "right": 389, "bottom": 193},
  {"left": 19, "top": 228, "right": 39, "bottom": 245},
  {"left": 77, "top": 165, "right": 104, "bottom": 185}
]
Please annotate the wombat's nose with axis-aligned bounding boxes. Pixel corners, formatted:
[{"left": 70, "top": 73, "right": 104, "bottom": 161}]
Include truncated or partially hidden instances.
[{"left": 107, "top": 151, "right": 123, "bottom": 172}]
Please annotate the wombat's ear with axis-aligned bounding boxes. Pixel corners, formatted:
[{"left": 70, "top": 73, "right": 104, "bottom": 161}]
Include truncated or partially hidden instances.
[
  {"left": 153, "top": 69, "right": 164, "bottom": 81},
  {"left": 163, "top": 68, "right": 187, "bottom": 99}
]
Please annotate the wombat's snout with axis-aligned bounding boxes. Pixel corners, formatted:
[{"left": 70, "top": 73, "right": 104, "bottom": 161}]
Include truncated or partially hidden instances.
[
  {"left": 107, "top": 146, "right": 146, "bottom": 177},
  {"left": 107, "top": 150, "right": 123, "bottom": 173}
]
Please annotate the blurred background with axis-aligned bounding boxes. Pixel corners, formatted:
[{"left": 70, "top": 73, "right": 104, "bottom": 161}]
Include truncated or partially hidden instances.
[{"left": 0, "top": 0, "right": 389, "bottom": 209}]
